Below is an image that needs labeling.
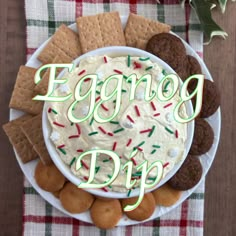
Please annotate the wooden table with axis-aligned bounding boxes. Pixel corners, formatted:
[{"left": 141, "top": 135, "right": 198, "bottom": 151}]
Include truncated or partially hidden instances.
[{"left": 0, "top": 1, "right": 235, "bottom": 235}]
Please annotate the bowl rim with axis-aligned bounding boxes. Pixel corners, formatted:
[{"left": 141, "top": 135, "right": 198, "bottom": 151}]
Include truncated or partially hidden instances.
[{"left": 42, "top": 45, "right": 195, "bottom": 199}]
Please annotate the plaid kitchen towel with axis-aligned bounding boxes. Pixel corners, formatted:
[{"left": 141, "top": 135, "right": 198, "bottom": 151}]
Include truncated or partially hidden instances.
[{"left": 23, "top": 0, "right": 205, "bottom": 235}]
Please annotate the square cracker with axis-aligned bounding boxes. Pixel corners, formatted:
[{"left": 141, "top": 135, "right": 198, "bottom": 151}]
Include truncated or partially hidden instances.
[
  {"left": 21, "top": 114, "right": 52, "bottom": 165},
  {"left": 135, "top": 39, "right": 147, "bottom": 50},
  {"left": 2, "top": 115, "right": 38, "bottom": 163},
  {"left": 34, "top": 51, "right": 73, "bottom": 95},
  {"left": 38, "top": 24, "right": 82, "bottom": 64},
  {"left": 76, "top": 12, "right": 126, "bottom": 53},
  {"left": 124, "top": 13, "right": 171, "bottom": 47},
  {"left": 9, "top": 66, "right": 43, "bottom": 115}
]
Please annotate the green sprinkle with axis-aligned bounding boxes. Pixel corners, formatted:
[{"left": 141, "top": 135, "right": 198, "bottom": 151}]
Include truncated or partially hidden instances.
[
  {"left": 132, "top": 172, "right": 142, "bottom": 177},
  {"left": 107, "top": 185, "right": 112, "bottom": 189},
  {"left": 58, "top": 148, "right": 66, "bottom": 155},
  {"left": 112, "top": 99, "right": 116, "bottom": 103},
  {"left": 70, "top": 122, "right": 74, "bottom": 126},
  {"left": 70, "top": 157, "right": 76, "bottom": 166},
  {"left": 135, "top": 171, "right": 142, "bottom": 175},
  {"left": 151, "top": 149, "right": 157, "bottom": 155},
  {"left": 142, "top": 78, "right": 147, "bottom": 82},
  {"left": 162, "top": 69, "right": 167, "bottom": 75},
  {"left": 96, "top": 90, "right": 100, "bottom": 94},
  {"left": 163, "top": 89, "right": 168, "bottom": 93},
  {"left": 148, "top": 125, "right": 156, "bottom": 137},
  {"left": 152, "top": 145, "right": 161, "bottom": 149},
  {"left": 127, "top": 80, "right": 132, "bottom": 84},
  {"left": 110, "top": 120, "right": 119, "bottom": 124},
  {"left": 139, "top": 57, "right": 150, "bottom": 61},
  {"left": 89, "top": 117, "right": 94, "bottom": 126},
  {"left": 95, "top": 166, "right": 100, "bottom": 173},
  {"left": 113, "top": 128, "right": 125, "bottom": 133},
  {"left": 165, "top": 127, "right": 174, "bottom": 134},
  {"left": 88, "top": 131, "right": 98, "bottom": 136},
  {"left": 148, "top": 177, "right": 156, "bottom": 181},
  {"left": 52, "top": 109, "right": 58, "bottom": 114},
  {"left": 127, "top": 55, "right": 131, "bottom": 67},
  {"left": 107, "top": 174, "right": 112, "bottom": 179},
  {"left": 122, "top": 89, "right": 127, "bottom": 93},
  {"left": 103, "top": 159, "right": 110, "bottom": 162},
  {"left": 123, "top": 75, "right": 128, "bottom": 79},
  {"left": 127, "top": 189, "right": 132, "bottom": 197},
  {"left": 145, "top": 66, "right": 153, "bottom": 71},
  {"left": 164, "top": 81, "right": 171, "bottom": 90},
  {"left": 97, "top": 81, "right": 103, "bottom": 86},
  {"left": 137, "top": 141, "right": 145, "bottom": 147}
]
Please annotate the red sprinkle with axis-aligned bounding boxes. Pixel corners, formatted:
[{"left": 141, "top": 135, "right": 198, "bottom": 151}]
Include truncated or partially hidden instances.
[
  {"left": 150, "top": 101, "right": 156, "bottom": 111},
  {"left": 83, "top": 176, "right": 88, "bottom": 181},
  {"left": 112, "top": 142, "right": 117, "bottom": 151},
  {"left": 107, "top": 132, "right": 114, "bottom": 137},
  {"left": 78, "top": 69, "right": 86, "bottom": 76},
  {"left": 163, "top": 162, "right": 169, "bottom": 168},
  {"left": 127, "top": 115, "right": 135, "bottom": 123},
  {"left": 101, "top": 187, "right": 108, "bottom": 192},
  {"left": 113, "top": 69, "right": 123, "bottom": 74},
  {"left": 131, "top": 157, "right": 137, "bottom": 165},
  {"left": 134, "top": 105, "right": 140, "bottom": 117},
  {"left": 154, "top": 113, "right": 161, "bottom": 117},
  {"left": 95, "top": 96, "right": 101, "bottom": 102},
  {"left": 98, "top": 126, "right": 107, "bottom": 134},
  {"left": 75, "top": 124, "right": 81, "bottom": 136},
  {"left": 140, "top": 128, "right": 152, "bottom": 134},
  {"left": 134, "top": 61, "right": 142, "bottom": 69},
  {"left": 103, "top": 56, "right": 107, "bottom": 63},
  {"left": 53, "top": 121, "right": 65, "bottom": 128},
  {"left": 57, "top": 144, "right": 65, "bottom": 149},
  {"left": 77, "top": 149, "right": 84, "bottom": 152},
  {"left": 81, "top": 160, "right": 89, "bottom": 169},
  {"left": 175, "top": 130, "right": 179, "bottom": 138},
  {"left": 101, "top": 104, "right": 109, "bottom": 111},
  {"left": 137, "top": 147, "right": 143, "bottom": 152},
  {"left": 48, "top": 108, "right": 52, "bottom": 113},
  {"left": 84, "top": 78, "right": 91, "bottom": 82},
  {"left": 126, "top": 139, "right": 132, "bottom": 147},
  {"left": 164, "top": 103, "right": 173, "bottom": 108},
  {"left": 68, "top": 135, "right": 80, "bottom": 139}
]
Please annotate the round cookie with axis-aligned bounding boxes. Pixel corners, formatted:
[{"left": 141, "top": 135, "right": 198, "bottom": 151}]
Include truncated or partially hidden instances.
[
  {"left": 152, "top": 184, "right": 182, "bottom": 207},
  {"left": 121, "top": 192, "right": 155, "bottom": 221},
  {"left": 168, "top": 155, "right": 202, "bottom": 191},
  {"left": 188, "top": 79, "right": 220, "bottom": 118},
  {"left": 146, "top": 33, "right": 186, "bottom": 71},
  {"left": 176, "top": 55, "right": 202, "bottom": 81},
  {"left": 60, "top": 182, "right": 94, "bottom": 214},
  {"left": 34, "top": 161, "right": 65, "bottom": 192},
  {"left": 190, "top": 119, "right": 214, "bottom": 155},
  {"left": 90, "top": 199, "right": 122, "bottom": 229}
]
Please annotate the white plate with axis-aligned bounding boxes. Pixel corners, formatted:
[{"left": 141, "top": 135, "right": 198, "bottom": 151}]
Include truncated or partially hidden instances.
[{"left": 10, "top": 16, "right": 221, "bottom": 226}]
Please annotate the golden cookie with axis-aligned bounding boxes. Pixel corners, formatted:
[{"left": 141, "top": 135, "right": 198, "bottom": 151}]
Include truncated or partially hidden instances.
[
  {"left": 59, "top": 182, "right": 94, "bottom": 214},
  {"left": 121, "top": 193, "right": 155, "bottom": 221},
  {"left": 152, "top": 184, "right": 182, "bottom": 207},
  {"left": 34, "top": 161, "right": 65, "bottom": 192},
  {"left": 90, "top": 199, "right": 122, "bottom": 229}
]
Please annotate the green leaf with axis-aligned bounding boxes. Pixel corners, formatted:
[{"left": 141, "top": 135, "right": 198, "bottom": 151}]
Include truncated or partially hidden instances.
[{"left": 189, "top": 0, "right": 228, "bottom": 44}]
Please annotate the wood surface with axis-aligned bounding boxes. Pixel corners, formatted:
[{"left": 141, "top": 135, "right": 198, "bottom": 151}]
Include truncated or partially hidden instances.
[{"left": 0, "top": 1, "right": 235, "bottom": 235}]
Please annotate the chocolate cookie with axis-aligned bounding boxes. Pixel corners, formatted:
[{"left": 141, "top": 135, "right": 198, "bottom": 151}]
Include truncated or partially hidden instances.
[
  {"left": 152, "top": 183, "right": 182, "bottom": 207},
  {"left": 190, "top": 119, "right": 214, "bottom": 155},
  {"left": 34, "top": 160, "right": 65, "bottom": 192},
  {"left": 189, "top": 79, "right": 220, "bottom": 118},
  {"left": 176, "top": 55, "right": 202, "bottom": 81},
  {"left": 59, "top": 182, "right": 95, "bottom": 214},
  {"left": 121, "top": 192, "right": 156, "bottom": 221},
  {"left": 90, "top": 199, "right": 122, "bottom": 229},
  {"left": 146, "top": 33, "right": 186, "bottom": 71},
  {"left": 168, "top": 155, "right": 202, "bottom": 191}
]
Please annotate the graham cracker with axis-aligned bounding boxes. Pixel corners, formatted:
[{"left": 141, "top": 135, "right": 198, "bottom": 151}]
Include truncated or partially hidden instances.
[
  {"left": 9, "top": 66, "right": 43, "bottom": 115},
  {"left": 135, "top": 39, "right": 147, "bottom": 50},
  {"left": 38, "top": 24, "right": 82, "bottom": 64},
  {"left": 76, "top": 12, "right": 126, "bottom": 53},
  {"left": 2, "top": 115, "right": 38, "bottom": 163},
  {"left": 124, "top": 13, "right": 171, "bottom": 47},
  {"left": 34, "top": 51, "right": 73, "bottom": 95},
  {"left": 21, "top": 114, "right": 52, "bottom": 165}
]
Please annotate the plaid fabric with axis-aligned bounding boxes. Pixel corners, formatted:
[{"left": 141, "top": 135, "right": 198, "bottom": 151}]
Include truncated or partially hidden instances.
[{"left": 24, "top": 0, "right": 204, "bottom": 235}]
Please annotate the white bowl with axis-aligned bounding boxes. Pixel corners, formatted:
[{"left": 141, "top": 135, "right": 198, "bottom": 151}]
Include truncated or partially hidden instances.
[{"left": 42, "top": 46, "right": 194, "bottom": 199}]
